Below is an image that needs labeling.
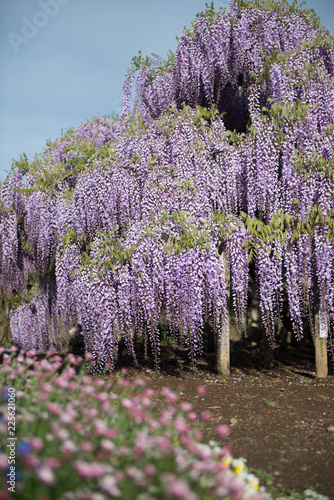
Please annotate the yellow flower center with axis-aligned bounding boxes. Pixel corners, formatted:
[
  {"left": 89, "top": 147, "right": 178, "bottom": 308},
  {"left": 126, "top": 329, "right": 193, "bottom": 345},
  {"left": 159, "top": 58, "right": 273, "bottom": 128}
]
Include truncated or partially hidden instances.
[{"left": 234, "top": 465, "right": 243, "bottom": 475}]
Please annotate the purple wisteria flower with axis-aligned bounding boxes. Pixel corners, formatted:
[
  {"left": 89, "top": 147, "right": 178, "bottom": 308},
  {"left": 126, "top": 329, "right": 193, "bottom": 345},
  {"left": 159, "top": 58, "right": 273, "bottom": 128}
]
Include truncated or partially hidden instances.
[{"left": 0, "top": 0, "right": 333, "bottom": 365}]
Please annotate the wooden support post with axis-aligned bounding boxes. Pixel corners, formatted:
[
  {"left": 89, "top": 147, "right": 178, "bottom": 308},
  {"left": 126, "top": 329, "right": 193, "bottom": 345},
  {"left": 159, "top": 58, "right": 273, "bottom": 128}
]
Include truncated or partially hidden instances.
[
  {"left": 313, "top": 268, "right": 328, "bottom": 378},
  {"left": 314, "top": 307, "right": 328, "bottom": 379},
  {"left": 217, "top": 248, "right": 230, "bottom": 376}
]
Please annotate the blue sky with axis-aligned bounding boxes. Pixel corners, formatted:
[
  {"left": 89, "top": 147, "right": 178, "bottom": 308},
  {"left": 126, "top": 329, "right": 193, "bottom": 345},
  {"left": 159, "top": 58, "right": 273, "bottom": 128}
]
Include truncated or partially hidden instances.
[{"left": 1, "top": 0, "right": 333, "bottom": 183}]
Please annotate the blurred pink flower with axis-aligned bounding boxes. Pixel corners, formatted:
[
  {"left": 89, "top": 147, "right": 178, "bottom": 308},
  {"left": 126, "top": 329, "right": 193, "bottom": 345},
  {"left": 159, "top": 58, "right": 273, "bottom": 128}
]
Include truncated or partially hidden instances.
[
  {"left": 121, "top": 398, "right": 132, "bottom": 409},
  {"left": 68, "top": 382, "right": 77, "bottom": 391},
  {"left": 40, "top": 382, "right": 53, "bottom": 393},
  {"left": 180, "top": 401, "right": 192, "bottom": 412},
  {"left": 69, "top": 490, "right": 90, "bottom": 500},
  {"left": 100, "top": 439, "right": 114, "bottom": 452},
  {"left": 45, "top": 458, "right": 60, "bottom": 468},
  {"left": 198, "top": 446, "right": 212, "bottom": 461},
  {"left": 96, "top": 392, "right": 109, "bottom": 403},
  {"left": 105, "top": 428, "right": 118, "bottom": 439},
  {"left": 118, "top": 379, "right": 130, "bottom": 387},
  {"left": 227, "top": 477, "right": 244, "bottom": 495},
  {"left": 23, "top": 412, "right": 35, "bottom": 423},
  {"left": 0, "top": 455, "right": 8, "bottom": 470},
  {"left": 91, "top": 494, "right": 106, "bottom": 500},
  {"left": 194, "top": 430, "right": 203, "bottom": 440},
  {"left": 132, "top": 444, "right": 146, "bottom": 459},
  {"left": 22, "top": 455, "right": 40, "bottom": 468},
  {"left": 197, "top": 386, "right": 206, "bottom": 396},
  {"left": 141, "top": 397, "right": 151, "bottom": 408},
  {"left": 130, "top": 403, "right": 147, "bottom": 423},
  {"left": 126, "top": 466, "right": 145, "bottom": 486},
  {"left": 47, "top": 402, "right": 61, "bottom": 416},
  {"left": 101, "top": 402, "right": 112, "bottom": 413},
  {"left": 159, "top": 409, "right": 172, "bottom": 426},
  {"left": 201, "top": 411, "right": 212, "bottom": 422},
  {"left": 148, "top": 420, "right": 160, "bottom": 431},
  {"left": 74, "top": 460, "right": 105, "bottom": 478},
  {"left": 80, "top": 442, "right": 94, "bottom": 453},
  {"left": 99, "top": 475, "right": 121, "bottom": 497},
  {"left": 36, "top": 465, "right": 55, "bottom": 485},
  {"left": 29, "top": 436, "right": 44, "bottom": 451},
  {"left": 93, "top": 419, "right": 108, "bottom": 435},
  {"left": 52, "top": 355, "right": 62, "bottom": 362},
  {"left": 64, "top": 367, "right": 76, "bottom": 379},
  {"left": 191, "top": 461, "right": 220, "bottom": 475},
  {"left": 134, "top": 378, "right": 145, "bottom": 387},
  {"left": 73, "top": 422, "right": 83, "bottom": 433},
  {"left": 161, "top": 387, "right": 178, "bottom": 403},
  {"left": 83, "top": 385, "right": 96, "bottom": 395},
  {"left": 180, "top": 435, "right": 199, "bottom": 455},
  {"left": 156, "top": 436, "right": 171, "bottom": 454},
  {"left": 216, "top": 424, "right": 230, "bottom": 440},
  {"left": 62, "top": 439, "right": 77, "bottom": 454},
  {"left": 54, "top": 377, "right": 69, "bottom": 389},
  {"left": 60, "top": 411, "right": 77, "bottom": 425},
  {"left": 87, "top": 407, "right": 98, "bottom": 418},
  {"left": 55, "top": 428, "right": 70, "bottom": 441},
  {"left": 114, "top": 470, "right": 125, "bottom": 480},
  {"left": 175, "top": 416, "right": 189, "bottom": 434},
  {"left": 144, "top": 464, "right": 156, "bottom": 477},
  {"left": 142, "top": 387, "right": 154, "bottom": 397},
  {"left": 163, "top": 473, "right": 198, "bottom": 500}
]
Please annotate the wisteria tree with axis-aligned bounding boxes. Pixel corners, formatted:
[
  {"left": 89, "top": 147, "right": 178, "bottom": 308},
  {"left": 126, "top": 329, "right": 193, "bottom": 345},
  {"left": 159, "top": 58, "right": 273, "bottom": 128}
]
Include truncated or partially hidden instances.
[{"left": 1, "top": 0, "right": 333, "bottom": 377}]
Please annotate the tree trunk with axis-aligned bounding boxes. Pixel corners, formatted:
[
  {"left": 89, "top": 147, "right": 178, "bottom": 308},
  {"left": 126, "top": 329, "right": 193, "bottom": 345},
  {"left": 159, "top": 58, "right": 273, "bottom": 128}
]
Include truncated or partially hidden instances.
[
  {"left": 217, "top": 247, "right": 230, "bottom": 375},
  {"left": 0, "top": 287, "right": 11, "bottom": 346},
  {"left": 263, "top": 330, "right": 275, "bottom": 369},
  {"left": 248, "top": 273, "right": 274, "bottom": 367},
  {"left": 249, "top": 274, "right": 261, "bottom": 360}
]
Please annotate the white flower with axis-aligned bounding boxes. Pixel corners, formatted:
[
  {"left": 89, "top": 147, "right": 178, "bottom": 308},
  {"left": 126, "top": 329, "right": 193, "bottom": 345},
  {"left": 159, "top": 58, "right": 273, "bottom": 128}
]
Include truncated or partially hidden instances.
[
  {"left": 99, "top": 475, "right": 121, "bottom": 497},
  {"left": 36, "top": 465, "right": 55, "bottom": 485},
  {"left": 62, "top": 439, "right": 77, "bottom": 453}
]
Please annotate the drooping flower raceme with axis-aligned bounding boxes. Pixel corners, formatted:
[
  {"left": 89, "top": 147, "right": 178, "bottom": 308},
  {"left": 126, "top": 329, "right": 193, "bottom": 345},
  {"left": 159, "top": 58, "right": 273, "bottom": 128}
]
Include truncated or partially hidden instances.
[{"left": 1, "top": 0, "right": 333, "bottom": 365}]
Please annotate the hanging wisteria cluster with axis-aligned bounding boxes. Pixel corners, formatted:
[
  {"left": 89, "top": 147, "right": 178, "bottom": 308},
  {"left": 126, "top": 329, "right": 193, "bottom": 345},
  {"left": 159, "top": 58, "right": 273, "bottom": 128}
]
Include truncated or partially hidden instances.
[{"left": 0, "top": 0, "right": 334, "bottom": 368}]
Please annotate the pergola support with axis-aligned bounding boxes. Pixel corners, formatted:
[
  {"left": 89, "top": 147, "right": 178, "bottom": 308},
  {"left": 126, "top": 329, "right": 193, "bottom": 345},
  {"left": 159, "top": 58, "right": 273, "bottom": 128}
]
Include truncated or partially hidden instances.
[
  {"left": 314, "top": 308, "right": 328, "bottom": 379},
  {"left": 217, "top": 247, "right": 230, "bottom": 376}
]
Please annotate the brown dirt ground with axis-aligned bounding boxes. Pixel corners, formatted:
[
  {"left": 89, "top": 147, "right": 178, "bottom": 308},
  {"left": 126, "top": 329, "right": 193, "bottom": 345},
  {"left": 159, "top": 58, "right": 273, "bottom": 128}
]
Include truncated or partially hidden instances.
[{"left": 117, "top": 340, "right": 334, "bottom": 499}]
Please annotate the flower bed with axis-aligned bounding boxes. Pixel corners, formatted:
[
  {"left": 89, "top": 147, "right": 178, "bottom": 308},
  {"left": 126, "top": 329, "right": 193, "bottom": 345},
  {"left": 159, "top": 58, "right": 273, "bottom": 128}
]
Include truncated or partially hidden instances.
[{"left": 0, "top": 347, "right": 329, "bottom": 500}]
